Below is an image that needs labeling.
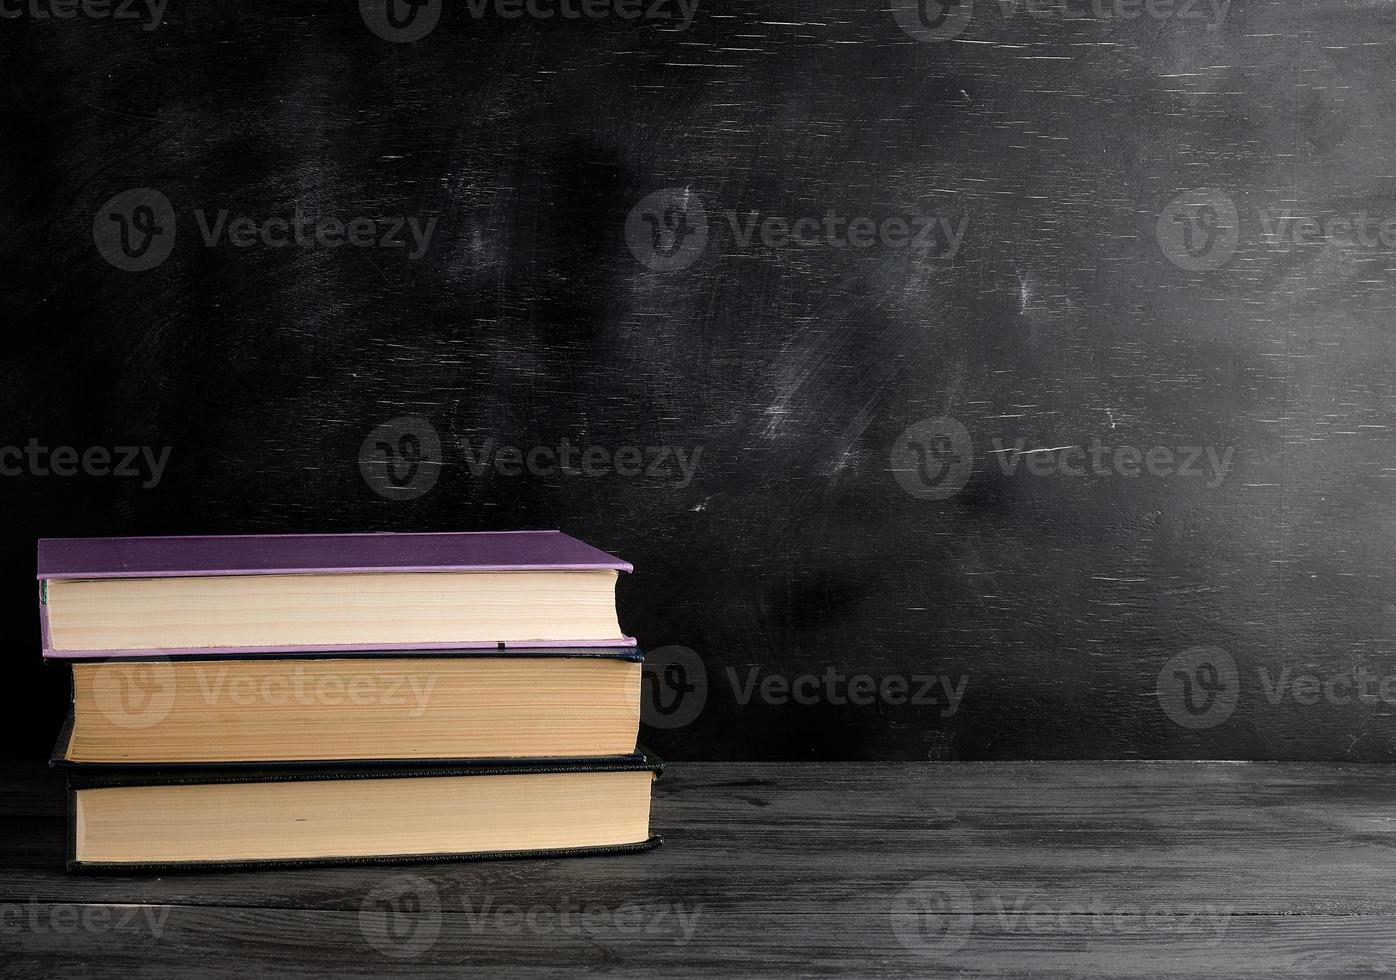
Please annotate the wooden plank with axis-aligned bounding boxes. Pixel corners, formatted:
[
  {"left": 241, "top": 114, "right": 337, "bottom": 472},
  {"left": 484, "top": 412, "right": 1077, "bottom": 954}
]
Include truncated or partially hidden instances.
[
  {"left": 5, "top": 760, "right": 1396, "bottom": 975},
  {"left": 3, "top": 908, "right": 1396, "bottom": 979},
  {"left": 2, "top": 761, "right": 1396, "bottom": 918}
]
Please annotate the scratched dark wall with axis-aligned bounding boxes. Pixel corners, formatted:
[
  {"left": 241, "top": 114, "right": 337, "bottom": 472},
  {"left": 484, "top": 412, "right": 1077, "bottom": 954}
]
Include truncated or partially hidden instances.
[{"left": 1, "top": 0, "right": 1394, "bottom": 760}]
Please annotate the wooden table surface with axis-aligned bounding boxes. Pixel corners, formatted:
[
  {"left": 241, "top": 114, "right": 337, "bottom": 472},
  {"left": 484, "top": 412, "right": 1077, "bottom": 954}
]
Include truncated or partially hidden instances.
[{"left": 3, "top": 759, "right": 1395, "bottom": 977}]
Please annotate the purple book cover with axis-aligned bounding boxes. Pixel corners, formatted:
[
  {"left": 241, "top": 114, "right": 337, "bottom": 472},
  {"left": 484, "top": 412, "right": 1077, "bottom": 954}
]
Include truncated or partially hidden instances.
[{"left": 38, "top": 530, "right": 633, "bottom": 660}]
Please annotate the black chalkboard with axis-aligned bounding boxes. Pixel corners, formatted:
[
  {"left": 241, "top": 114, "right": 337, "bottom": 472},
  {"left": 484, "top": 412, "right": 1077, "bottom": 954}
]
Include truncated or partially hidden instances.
[{"left": 2, "top": 0, "right": 1393, "bottom": 760}]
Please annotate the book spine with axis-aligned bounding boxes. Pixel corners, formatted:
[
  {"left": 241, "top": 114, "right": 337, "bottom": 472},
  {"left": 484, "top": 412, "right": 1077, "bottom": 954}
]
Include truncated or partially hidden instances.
[
  {"left": 38, "top": 580, "right": 53, "bottom": 658},
  {"left": 64, "top": 781, "right": 77, "bottom": 872}
]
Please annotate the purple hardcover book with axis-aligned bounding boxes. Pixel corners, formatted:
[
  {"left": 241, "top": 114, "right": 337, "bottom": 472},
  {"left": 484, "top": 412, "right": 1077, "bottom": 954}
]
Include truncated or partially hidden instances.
[{"left": 39, "top": 530, "right": 634, "bottom": 660}]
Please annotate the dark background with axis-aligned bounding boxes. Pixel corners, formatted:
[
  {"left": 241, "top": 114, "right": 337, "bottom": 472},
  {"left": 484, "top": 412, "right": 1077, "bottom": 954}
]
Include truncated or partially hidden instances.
[{"left": 3, "top": 0, "right": 1394, "bottom": 760}]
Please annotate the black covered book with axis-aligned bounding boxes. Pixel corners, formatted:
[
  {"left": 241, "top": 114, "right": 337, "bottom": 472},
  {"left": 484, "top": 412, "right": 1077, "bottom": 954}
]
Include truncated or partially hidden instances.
[{"left": 65, "top": 754, "right": 662, "bottom": 873}]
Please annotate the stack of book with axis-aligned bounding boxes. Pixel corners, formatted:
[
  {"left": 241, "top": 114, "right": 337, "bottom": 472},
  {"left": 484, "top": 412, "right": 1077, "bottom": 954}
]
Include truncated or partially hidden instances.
[{"left": 41, "top": 530, "right": 659, "bottom": 872}]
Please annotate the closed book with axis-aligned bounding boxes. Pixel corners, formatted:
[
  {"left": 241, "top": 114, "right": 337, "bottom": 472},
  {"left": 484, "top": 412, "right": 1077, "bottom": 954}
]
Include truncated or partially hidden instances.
[
  {"left": 50, "top": 648, "right": 643, "bottom": 765},
  {"left": 65, "top": 754, "right": 663, "bottom": 873},
  {"left": 38, "top": 530, "right": 634, "bottom": 659}
]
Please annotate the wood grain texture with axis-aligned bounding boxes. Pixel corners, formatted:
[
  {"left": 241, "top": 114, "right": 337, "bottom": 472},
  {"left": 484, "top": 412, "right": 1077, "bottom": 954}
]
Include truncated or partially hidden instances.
[
  {"left": 1, "top": 0, "right": 1395, "bottom": 760},
  {"left": 4, "top": 760, "right": 1396, "bottom": 977}
]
